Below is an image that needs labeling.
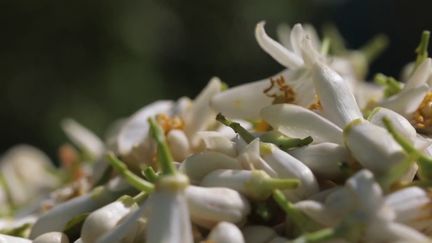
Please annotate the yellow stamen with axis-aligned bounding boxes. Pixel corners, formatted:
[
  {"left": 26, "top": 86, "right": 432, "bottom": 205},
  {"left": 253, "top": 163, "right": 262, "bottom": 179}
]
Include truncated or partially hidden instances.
[
  {"left": 263, "top": 76, "right": 296, "bottom": 104},
  {"left": 254, "top": 120, "right": 271, "bottom": 132},
  {"left": 156, "top": 113, "right": 185, "bottom": 134},
  {"left": 411, "top": 91, "right": 432, "bottom": 132},
  {"left": 308, "top": 95, "right": 323, "bottom": 111}
]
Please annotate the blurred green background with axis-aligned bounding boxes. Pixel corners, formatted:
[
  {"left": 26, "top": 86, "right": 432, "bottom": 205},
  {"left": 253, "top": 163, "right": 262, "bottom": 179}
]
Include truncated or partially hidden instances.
[{"left": 1, "top": 0, "right": 432, "bottom": 158}]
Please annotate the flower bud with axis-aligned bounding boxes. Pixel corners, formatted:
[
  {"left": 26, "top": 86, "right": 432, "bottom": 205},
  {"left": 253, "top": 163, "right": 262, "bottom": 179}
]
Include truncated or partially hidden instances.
[
  {"left": 167, "top": 129, "right": 191, "bottom": 162},
  {"left": 206, "top": 222, "right": 245, "bottom": 243},
  {"left": 260, "top": 143, "right": 319, "bottom": 201},
  {"left": 200, "top": 169, "right": 299, "bottom": 200},
  {"left": 289, "top": 142, "right": 348, "bottom": 178},
  {"left": 34, "top": 232, "right": 69, "bottom": 243},
  {"left": 81, "top": 196, "right": 138, "bottom": 243},
  {"left": 185, "top": 185, "right": 250, "bottom": 229},
  {"left": 344, "top": 119, "right": 406, "bottom": 175},
  {"left": 180, "top": 151, "right": 241, "bottom": 184}
]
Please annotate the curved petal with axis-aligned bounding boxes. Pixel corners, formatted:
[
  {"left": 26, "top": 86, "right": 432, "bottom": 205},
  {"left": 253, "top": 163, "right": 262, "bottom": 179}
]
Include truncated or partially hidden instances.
[
  {"left": 183, "top": 77, "right": 222, "bottom": 147},
  {"left": 61, "top": 118, "right": 105, "bottom": 159},
  {"left": 379, "top": 84, "right": 429, "bottom": 116},
  {"left": 312, "top": 62, "right": 362, "bottom": 128},
  {"left": 290, "top": 23, "right": 305, "bottom": 56},
  {"left": 255, "top": 21, "right": 303, "bottom": 69},
  {"left": 405, "top": 58, "right": 432, "bottom": 89},
  {"left": 260, "top": 104, "right": 343, "bottom": 145},
  {"left": 117, "top": 100, "right": 174, "bottom": 156}
]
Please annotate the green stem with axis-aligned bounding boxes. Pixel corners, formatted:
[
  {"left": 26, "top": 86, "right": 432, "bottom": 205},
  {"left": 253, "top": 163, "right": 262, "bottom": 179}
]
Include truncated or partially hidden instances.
[
  {"left": 292, "top": 228, "right": 338, "bottom": 243},
  {"left": 320, "top": 37, "right": 331, "bottom": 56},
  {"left": 265, "top": 178, "right": 300, "bottom": 190},
  {"left": 382, "top": 117, "right": 432, "bottom": 180},
  {"left": 133, "top": 192, "right": 148, "bottom": 204},
  {"left": 148, "top": 117, "right": 176, "bottom": 176},
  {"left": 216, "top": 113, "right": 255, "bottom": 143},
  {"left": 272, "top": 189, "right": 319, "bottom": 233},
  {"left": 142, "top": 166, "right": 159, "bottom": 183},
  {"left": 374, "top": 73, "right": 402, "bottom": 98},
  {"left": 360, "top": 34, "right": 389, "bottom": 62},
  {"left": 260, "top": 131, "right": 313, "bottom": 150},
  {"left": 414, "top": 30, "right": 430, "bottom": 70},
  {"left": 107, "top": 152, "right": 154, "bottom": 193}
]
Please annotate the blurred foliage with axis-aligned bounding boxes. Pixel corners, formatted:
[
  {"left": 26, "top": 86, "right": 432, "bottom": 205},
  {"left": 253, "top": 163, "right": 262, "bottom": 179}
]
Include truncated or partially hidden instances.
[{"left": 0, "top": 0, "right": 432, "bottom": 158}]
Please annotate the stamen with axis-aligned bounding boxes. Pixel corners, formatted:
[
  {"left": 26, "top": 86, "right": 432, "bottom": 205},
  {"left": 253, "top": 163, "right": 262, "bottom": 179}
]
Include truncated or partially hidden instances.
[
  {"left": 156, "top": 113, "right": 185, "bottom": 134},
  {"left": 411, "top": 91, "right": 432, "bottom": 132},
  {"left": 308, "top": 95, "right": 323, "bottom": 111},
  {"left": 263, "top": 76, "right": 296, "bottom": 104}
]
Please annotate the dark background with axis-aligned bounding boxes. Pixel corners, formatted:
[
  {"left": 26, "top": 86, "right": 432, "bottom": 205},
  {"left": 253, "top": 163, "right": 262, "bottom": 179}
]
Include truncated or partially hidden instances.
[{"left": 1, "top": 0, "right": 432, "bottom": 159}]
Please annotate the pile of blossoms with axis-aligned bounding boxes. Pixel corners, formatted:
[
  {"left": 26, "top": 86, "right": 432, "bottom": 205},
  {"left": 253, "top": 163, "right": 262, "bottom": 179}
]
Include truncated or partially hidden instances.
[{"left": 2, "top": 21, "right": 432, "bottom": 243}]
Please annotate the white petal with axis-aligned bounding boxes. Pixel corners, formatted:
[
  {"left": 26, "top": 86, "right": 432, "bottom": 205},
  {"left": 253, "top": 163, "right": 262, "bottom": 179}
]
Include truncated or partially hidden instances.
[
  {"left": 81, "top": 199, "right": 136, "bottom": 243},
  {"left": 167, "top": 129, "right": 191, "bottom": 162},
  {"left": 34, "top": 232, "right": 69, "bottom": 243},
  {"left": 255, "top": 21, "right": 303, "bottom": 69},
  {"left": 237, "top": 138, "right": 277, "bottom": 177},
  {"left": 117, "top": 100, "right": 174, "bottom": 156},
  {"left": 304, "top": 24, "right": 321, "bottom": 51},
  {"left": 312, "top": 62, "right": 362, "bottom": 128},
  {"left": 368, "top": 107, "right": 417, "bottom": 143},
  {"left": 185, "top": 186, "right": 250, "bottom": 228},
  {"left": 0, "top": 234, "right": 31, "bottom": 243},
  {"left": 196, "top": 131, "right": 237, "bottom": 157},
  {"left": 295, "top": 200, "right": 339, "bottom": 226},
  {"left": 289, "top": 142, "right": 348, "bottom": 178},
  {"left": 380, "top": 84, "right": 429, "bottom": 116},
  {"left": 260, "top": 104, "right": 343, "bottom": 144},
  {"left": 146, "top": 190, "right": 193, "bottom": 243},
  {"left": 405, "top": 58, "right": 432, "bottom": 89},
  {"left": 346, "top": 170, "right": 389, "bottom": 220},
  {"left": 385, "top": 186, "right": 430, "bottom": 224},
  {"left": 180, "top": 151, "right": 241, "bottom": 184},
  {"left": 183, "top": 77, "right": 221, "bottom": 147},
  {"left": 207, "top": 222, "right": 245, "bottom": 243},
  {"left": 365, "top": 221, "right": 429, "bottom": 243},
  {"left": 261, "top": 144, "right": 319, "bottom": 201},
  {"left": 344, "top": 119, "right": 406, "bottom": 175},
  {"left": 210, "top": 79, "right": 273, "bottom": 120},
  {"left": 290, "top": 23, "right": 305, "bottom": 56},
  {"left": 61, "top": 119, "right": 105, "bottom": 159}
]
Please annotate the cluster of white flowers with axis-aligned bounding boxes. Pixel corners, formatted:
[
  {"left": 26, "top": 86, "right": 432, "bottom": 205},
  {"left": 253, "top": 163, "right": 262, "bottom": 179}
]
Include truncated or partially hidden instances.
[{"left": 1, "top": 21, "right": 432, "bottom": 243}]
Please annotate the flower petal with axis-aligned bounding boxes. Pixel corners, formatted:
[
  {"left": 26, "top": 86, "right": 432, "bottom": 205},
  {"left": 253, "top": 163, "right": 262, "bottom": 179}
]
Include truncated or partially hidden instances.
[
  {"left": 207, "top": 222, "right": 245, "bottom": 243},
  {"left": 405, "top": 58, "right": 432, "bottom": 89},
  {"left": 255, "top": 21, "right": 303, "bottom": 69},
  {"left": 312, "top": 62, "right": 363, "bottom": 128},
  {"left": 379, "top": 84, "right": 429, "bottom": 116},
  {"left": 260, "top": 104, "right": 343, "bottom": 145}
]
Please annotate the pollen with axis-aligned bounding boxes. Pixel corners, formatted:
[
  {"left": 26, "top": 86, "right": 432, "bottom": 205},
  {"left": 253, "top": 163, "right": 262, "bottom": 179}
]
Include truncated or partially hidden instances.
[
  {"left": 156, "top": 113, "right": 185, "bottom": 134},
  {"left": 308, "top": 95, "right": 323, "bottom": 111},
  {"left": 411, "top": 91, "right": 432, "bottom": 132},
  {"left": 253, "top": 120, "right": 271, "bottom": 132},
  {"left": 263, "top": 75, "right": 296, "bottom": 104}
]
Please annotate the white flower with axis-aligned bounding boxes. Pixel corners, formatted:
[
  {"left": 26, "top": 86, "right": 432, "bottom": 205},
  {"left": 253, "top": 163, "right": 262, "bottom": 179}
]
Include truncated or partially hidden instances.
[{"left": 146, "top": 174, "right": 193, "bottom": 243}]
